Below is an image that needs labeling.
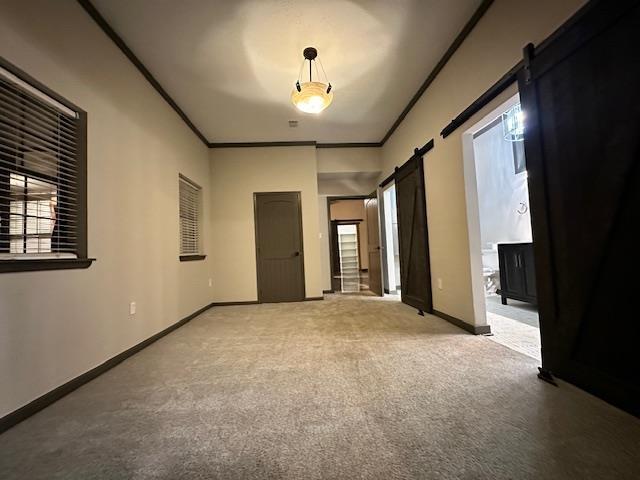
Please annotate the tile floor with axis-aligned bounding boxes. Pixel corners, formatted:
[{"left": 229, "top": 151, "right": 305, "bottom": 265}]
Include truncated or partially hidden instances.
[{"left": 485, "top": 294, "right": 541, "bottom": 360}]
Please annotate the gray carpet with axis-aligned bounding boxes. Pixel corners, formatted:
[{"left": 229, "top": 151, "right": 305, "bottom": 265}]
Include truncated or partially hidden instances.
[{"left": 1, "top": 295, "right": 639, "bottom": 479}]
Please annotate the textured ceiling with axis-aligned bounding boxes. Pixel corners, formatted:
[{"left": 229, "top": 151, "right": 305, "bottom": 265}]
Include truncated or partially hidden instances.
[{"left": 91, "top": 0, "right": 483, "bottom": 143}]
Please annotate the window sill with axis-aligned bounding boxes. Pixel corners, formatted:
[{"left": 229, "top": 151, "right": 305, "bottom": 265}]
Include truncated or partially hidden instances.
[
  {"left": 179, "top": 255, "right": 206, "bottom": 262},
  {"left": 0, "top": 258, "right": 96, "bottom": 273}
]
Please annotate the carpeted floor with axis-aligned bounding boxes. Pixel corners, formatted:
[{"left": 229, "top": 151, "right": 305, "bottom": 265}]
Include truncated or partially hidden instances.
[{"left": 1, "top": 295, "right": 639, "bottom": 479}]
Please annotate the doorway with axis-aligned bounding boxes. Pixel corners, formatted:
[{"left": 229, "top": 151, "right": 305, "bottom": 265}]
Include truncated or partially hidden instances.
[
  {"left": 463, "top": 93, "right": 541, "bottom": 360},
  {"left": 336, "top": 223, "right": 362, "bottom": 293},
  {"left": 381, "top": 184, "right": 401, "bottom": 295},
  {"left": 254, "top": 191, "right": 305, "bottom": 303},
  {"left": 364, "top": 196, "right": 383, "bottom": 296},
  {"left": 327, "top": 196, "right": 382, "bottom": 295}
]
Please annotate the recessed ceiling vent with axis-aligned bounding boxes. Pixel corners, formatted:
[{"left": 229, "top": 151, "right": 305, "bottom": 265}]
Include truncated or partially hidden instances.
[{"left": 288, "top": 120, "right": 299, "bottom": 128}]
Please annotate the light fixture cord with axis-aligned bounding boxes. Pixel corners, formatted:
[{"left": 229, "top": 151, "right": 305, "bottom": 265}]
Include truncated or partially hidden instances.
[
  {"left": 318, "top": 57, "right": 330, "bottom": 85},
  {"left": 297, "top": 59, "right": 305, "bottom": 83}
]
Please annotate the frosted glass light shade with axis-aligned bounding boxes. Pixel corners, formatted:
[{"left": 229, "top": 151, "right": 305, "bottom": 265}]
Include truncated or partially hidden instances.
[
  {"left": 291, "top": 81, "right": 333, "bottom": 113},
  {"left": 503, "top": 103, "right": 525, "bottom": 142}
]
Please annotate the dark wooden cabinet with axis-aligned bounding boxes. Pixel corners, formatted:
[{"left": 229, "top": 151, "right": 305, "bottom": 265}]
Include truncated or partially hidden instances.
[{"left": 497, "top": 242, "right": 537, "bottom": 305}]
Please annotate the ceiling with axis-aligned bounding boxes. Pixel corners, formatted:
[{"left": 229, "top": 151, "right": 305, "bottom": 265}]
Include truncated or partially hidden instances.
[{"left": 92, "top": 0, "right": 483, "bottom": 143}]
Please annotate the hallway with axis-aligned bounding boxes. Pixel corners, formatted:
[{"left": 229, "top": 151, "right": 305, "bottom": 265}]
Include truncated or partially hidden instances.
[
  {"left": 1, "top": 295, "right": 638, "bottom": 479},
  {"left": 332, "top": 270, "right": 370, "bottom": 294}
]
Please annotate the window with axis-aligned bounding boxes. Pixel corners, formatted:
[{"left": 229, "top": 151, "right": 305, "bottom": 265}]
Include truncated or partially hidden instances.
[
  {"left": 179, "top": 174, "right": 204, "bottom": 261},
  {"left": 8, "top": 173, "right": 57, "bottom": 254},
  {"left": 0, "top": 57, "right": 91, "bottom": 273},
  {"left": 512, "top": 140, "right": 526, "bottom": 175}
]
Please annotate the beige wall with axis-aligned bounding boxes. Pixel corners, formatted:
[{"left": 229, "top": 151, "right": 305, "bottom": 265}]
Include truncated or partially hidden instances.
[
  {"left": 330, "top": 199, "right": 366, "bottom": 221},
  {"left": 0, "top": 1, "right": 212, "bottom": 417},
  {"left": 209, "top": 147, "right": 322, "bottom": 302},
  {"left": 381, "top": 0, "right": 585, "bottom": 325},
  {"left": 317, "top": 147, "right": 381, "bottom": 174},
  {"left": 317, "top": 175, "right": 379, "bottom": 196}
]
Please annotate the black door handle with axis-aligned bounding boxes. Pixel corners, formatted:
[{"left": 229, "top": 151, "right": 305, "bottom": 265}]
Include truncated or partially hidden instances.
[{"left": 293, "top": 251, "right": 300, "bottom": 257}]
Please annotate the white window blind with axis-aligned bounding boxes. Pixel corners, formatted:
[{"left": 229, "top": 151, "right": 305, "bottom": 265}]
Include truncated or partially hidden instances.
[
  {"left": 179, "top": 175, "right": 201, "bottom": 256},
  {"left": 0, "top": 66, "right": 81, "bottom": 260}
]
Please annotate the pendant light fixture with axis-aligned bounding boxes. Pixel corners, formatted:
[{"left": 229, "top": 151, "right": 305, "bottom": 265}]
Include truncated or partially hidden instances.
[
  {"left": 291, "top": 47, "right": 333, "bottom": 114},
  {"left": 502, "top": 103, "right": 525, "bottom": 142}
]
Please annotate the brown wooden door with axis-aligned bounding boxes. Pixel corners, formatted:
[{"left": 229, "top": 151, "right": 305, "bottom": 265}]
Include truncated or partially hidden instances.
[
  {"left": 395, "top": 154, "right": 432, "bottom": 313},
  {"left": 330, "top": 221, "right": 340, "bottom": 279},
  {"left": 254, "top": 192, "right": 305, "bottom": 303},
  {"left": 518, "top": 0, "right": 640, "bottom": 415},
  {"left": 365, "top": 196, "right": 383, "bottom": 296}
]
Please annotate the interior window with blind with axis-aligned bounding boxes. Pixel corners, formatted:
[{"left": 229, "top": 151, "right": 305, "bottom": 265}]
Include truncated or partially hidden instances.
[
  {"left": 0, "top": 57, "right": 90, "bottom": 273},
  {"left": 179, "top": 174, "right": 204, "bottom": 260}
]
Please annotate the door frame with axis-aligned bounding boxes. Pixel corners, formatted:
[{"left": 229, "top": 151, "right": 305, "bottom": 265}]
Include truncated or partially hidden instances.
[
  {"left": 379, "top": 182, "right": 400, "bottom": 294},
  {"left": 253, "top": 191, "right": 306, "bottom": 303},
  {"left": 461, "top": 91, "right": 522, "bottom": 328},
  {"left": 326, "top": 195, "right": 369, "bottom": 292},
  {"left": 364, "top": 194, "right": 384, "bottom": 296},
  {"left": 379, "top": 170, "right": 398, "bottom": 296},
  {"left": 332, "top": 219, "right": 363, "bottom": 272}
]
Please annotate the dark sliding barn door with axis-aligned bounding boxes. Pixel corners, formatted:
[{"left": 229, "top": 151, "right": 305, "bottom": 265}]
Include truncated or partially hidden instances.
[
  {"left": 518, "top": 0, "right": 640, "bottom": 415},
  {"left": 395, "top": 151, "right": 432, "bottom": 313},
  {"left": 365, "top": 196, "right": 383, "bottom": 296},
  {"left": 254, "top": 192, "right": 305, "bottom": 303}
]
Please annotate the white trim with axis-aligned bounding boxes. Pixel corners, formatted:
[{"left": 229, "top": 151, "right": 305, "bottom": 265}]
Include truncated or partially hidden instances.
[
  {"left": 0, "top": 65, "right": 78, "bottom": 119},
  {"left": 0, "top": 253, "right": 77, "bottom": 260},
  {"left": 461, "top": 92, "right": 521, "bottom": 327}
]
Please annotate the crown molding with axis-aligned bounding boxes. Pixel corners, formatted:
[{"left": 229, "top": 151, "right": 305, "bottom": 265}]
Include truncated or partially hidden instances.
[
  {"left": 76, "top": 0, "right": 209, "bottom": 147},
  {"left": 77, "top": 0, "right": 493, "bottom": 149},
  {"left": 209, "top": 141, "right": 317, "bottom": 148},
  {"left": 208, "top": 141, "right": 382, "bottom": 149},
  {"left": 379, "top": 0, "right": 494, "bottom": 145},
  {"left": 316, "top": 142, "right": 382, "bottom": 148}
]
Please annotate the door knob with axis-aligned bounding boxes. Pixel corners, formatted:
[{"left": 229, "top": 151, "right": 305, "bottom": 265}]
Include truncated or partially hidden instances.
[{"left": 293, "top": 251, "right": 300, "bottom": 257}]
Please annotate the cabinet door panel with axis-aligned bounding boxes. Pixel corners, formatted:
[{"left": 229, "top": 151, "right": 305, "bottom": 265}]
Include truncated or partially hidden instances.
[
  {"left": 501, "top": 247, "right": 524, "bottom": 296},
  {"left": 523, "top": 245, "right": 537, "bottom": 299}
]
